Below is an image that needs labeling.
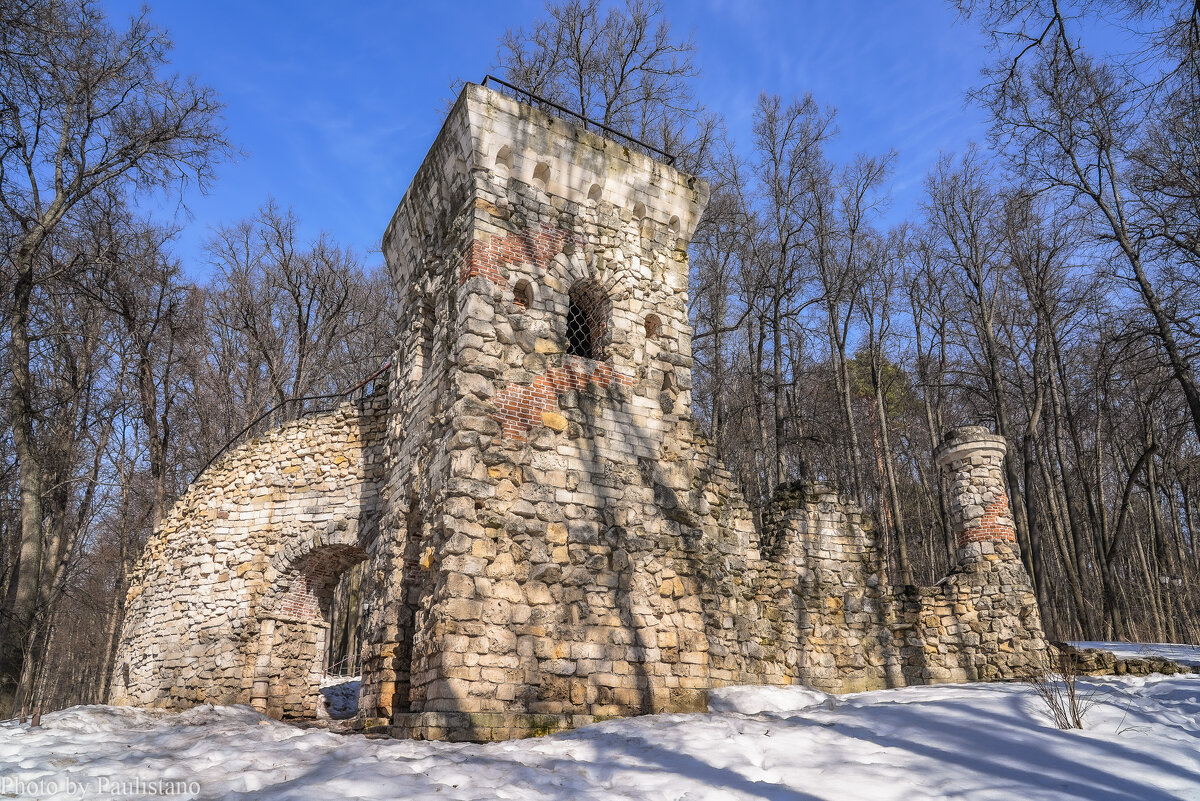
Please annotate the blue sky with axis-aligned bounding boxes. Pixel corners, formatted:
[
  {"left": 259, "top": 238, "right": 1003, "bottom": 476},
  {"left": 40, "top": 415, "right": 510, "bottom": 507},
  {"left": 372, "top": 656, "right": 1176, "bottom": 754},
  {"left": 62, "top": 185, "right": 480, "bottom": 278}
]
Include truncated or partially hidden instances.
[{"left": 102, "top": 0, "right": 996, "bottom": 281}]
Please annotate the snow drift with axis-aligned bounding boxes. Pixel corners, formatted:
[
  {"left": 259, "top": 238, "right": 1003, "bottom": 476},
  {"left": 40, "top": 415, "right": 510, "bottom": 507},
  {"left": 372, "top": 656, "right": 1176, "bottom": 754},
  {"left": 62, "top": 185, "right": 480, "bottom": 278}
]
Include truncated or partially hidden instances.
[{"left": 3, "top": 675, "right": 1199, "bottom": 800}]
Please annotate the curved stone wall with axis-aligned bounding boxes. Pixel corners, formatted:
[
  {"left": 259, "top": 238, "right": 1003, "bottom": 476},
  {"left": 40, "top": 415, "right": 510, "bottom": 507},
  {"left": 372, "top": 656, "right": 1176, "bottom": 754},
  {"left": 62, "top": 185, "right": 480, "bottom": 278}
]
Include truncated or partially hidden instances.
[{"left": 109, "top": 394, "right": 388, "bottom": 717}]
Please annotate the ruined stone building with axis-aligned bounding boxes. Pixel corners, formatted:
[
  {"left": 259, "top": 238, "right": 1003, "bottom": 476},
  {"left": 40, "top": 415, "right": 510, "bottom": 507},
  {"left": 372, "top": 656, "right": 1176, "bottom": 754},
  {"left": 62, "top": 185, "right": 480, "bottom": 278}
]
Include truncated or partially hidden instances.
[{"left": 109, "top": 83, "right": 1048, "bottom": 741}]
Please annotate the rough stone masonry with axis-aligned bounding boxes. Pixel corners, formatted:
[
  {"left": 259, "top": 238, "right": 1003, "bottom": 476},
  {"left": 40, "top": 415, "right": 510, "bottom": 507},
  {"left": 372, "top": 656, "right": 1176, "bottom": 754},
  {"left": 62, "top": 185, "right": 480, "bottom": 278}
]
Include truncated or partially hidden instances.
[{"left": 109, "top": 83, "right": 1048, "bottom": 741}]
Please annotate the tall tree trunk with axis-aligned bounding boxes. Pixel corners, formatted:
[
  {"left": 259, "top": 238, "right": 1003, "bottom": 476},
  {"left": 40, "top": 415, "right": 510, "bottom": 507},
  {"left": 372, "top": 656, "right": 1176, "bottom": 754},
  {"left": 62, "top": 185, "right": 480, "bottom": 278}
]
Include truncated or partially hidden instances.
[
  {"left": 829, "top": 313, "right": 864, "bottom": 499},
  {"left": 3, "top": 237, "right": 46, "bottom": 717},
  {"left": 772, "top": 288, "right": 786, "bottom": 491},
  {"left": 871, "top": 353, "right": 911, "bottom": 584}
]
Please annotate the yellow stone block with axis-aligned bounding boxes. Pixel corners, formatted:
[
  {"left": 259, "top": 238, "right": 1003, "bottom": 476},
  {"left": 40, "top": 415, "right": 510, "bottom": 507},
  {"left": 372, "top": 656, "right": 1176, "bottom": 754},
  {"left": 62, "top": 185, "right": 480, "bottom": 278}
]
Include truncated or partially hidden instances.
[
  {"left": 488, "top": 464, "right": 521, "bottom": 482},
  {"left": 542, "top": 411, "right": 568, "bottom": 431}
]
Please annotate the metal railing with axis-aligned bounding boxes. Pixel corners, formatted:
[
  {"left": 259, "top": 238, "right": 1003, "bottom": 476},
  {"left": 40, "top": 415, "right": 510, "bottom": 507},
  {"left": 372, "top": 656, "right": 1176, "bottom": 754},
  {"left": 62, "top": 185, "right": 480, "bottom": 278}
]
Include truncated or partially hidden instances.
[
  {"left": 324, "top": 652, "right": 361, "bottom": 679},
  {"left": 191, "top": 361, "right": 392, "bottom": 485},
  {"left": 480, "top": 74, "right": 677, "bottom": 166}
]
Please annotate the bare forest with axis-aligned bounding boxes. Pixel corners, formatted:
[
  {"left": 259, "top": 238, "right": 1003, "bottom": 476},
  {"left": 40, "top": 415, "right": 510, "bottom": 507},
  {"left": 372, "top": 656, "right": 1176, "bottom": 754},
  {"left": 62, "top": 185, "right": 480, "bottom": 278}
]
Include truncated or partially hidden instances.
[{"left": 3, "top": 0, "right": 1199, "bottom": 717}]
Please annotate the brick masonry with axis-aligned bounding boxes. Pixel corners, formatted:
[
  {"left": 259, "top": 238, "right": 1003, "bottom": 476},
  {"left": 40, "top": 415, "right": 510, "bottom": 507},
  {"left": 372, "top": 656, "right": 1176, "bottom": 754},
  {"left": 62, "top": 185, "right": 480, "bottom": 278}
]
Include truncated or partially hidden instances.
[
  {"left": 462, "top": 219, "right": 582, "bottom": 287},
  {"left": 489, "top": 356, "right": 635, "bottom": 440},
  {"left": 109, "top": 84, "right": 1047, "bottom": 741}
]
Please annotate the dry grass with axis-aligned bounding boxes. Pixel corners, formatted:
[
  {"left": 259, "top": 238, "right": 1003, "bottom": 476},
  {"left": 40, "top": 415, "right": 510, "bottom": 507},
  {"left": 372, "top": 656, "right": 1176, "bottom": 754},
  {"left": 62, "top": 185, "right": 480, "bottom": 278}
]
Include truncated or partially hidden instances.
[{"left": 1026, "top": 647, "right": 1096, "bottom": 729}]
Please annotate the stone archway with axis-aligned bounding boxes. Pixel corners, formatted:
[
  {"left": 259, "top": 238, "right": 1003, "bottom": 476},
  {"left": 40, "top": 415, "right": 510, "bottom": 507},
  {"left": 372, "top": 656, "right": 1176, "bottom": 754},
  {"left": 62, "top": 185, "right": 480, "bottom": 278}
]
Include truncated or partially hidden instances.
[{"left": 251, "top": 531, "right": 368, "bottom": 719}]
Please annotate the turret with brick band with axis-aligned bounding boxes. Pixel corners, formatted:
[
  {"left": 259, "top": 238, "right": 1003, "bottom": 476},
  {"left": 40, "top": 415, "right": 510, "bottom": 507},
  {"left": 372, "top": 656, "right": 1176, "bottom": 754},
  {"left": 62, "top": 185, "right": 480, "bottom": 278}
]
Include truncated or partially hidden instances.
[{"left": 934, "top": 425, "right": 1018, "bottom": 560}]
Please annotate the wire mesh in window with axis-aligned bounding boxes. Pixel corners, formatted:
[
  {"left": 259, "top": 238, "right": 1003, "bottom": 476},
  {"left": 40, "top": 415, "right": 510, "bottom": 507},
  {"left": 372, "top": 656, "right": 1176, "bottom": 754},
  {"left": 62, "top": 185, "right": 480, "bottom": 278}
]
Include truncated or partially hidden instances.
[{"left": 566, "top": 299, "right": 593, "bottom": 359}]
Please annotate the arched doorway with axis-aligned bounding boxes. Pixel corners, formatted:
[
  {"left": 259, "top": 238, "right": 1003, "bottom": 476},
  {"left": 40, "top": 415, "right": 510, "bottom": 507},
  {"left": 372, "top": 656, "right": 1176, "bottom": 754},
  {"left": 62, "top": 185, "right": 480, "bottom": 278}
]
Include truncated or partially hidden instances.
[{"left": 251, "top": 542, "right": 368, "bottom": 719}]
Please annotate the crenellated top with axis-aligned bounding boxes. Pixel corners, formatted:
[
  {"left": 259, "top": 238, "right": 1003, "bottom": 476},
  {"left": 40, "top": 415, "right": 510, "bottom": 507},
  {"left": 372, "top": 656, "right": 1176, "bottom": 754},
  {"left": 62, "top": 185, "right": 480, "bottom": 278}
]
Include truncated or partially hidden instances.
[{"left": 381, "top": 82, "right": 709, "bottom": 292}]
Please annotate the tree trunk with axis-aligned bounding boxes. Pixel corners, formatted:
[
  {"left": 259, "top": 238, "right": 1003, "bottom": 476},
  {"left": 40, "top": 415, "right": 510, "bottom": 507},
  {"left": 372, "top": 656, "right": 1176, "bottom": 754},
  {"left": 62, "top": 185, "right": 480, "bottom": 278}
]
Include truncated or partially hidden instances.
[
  {"left": 3, "top": 237, "right": 46, "bottom": 717},
  {"left": 872, "top": 353, "right": 911, "bottom": 584}
]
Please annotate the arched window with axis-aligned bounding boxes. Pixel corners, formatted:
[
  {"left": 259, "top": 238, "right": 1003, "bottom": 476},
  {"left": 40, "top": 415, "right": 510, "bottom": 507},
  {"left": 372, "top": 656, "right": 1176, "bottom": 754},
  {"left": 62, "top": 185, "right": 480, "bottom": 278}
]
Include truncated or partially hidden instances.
[
  {"left": 495, "top": 144, "right": 513, "bottom": 175},
  {"left": 644, "top": 313, "right": 662, "bottom": 340},
  {"left": 419, "top": 299, "right": 435, "bottom": 376},
  {"left": 513, "top": 279, "right": 533, "bottom": 311},
  {"left": 533, "top": 161, "right": 551, "bottom": 190},
  {"left": 566, "top": 280, "right": 609, "bottom": 360}
]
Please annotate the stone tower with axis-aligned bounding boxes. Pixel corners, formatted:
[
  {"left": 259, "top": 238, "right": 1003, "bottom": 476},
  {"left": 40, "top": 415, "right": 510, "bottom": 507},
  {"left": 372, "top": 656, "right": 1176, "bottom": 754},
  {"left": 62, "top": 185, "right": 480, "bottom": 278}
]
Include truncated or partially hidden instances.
[
  {"left": 109, "top": 84, "right": 1048, "bottom": 742},
  {"left": 361, "top": 83, "right": 715, "bottom": 738}
]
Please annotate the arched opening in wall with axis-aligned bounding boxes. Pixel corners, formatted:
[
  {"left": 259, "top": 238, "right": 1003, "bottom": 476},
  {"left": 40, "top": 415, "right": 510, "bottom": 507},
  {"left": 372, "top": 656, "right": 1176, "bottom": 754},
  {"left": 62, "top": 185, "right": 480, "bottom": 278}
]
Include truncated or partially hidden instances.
[
  {"left": 644, "top": 313, "right": 662, "bottom": 341},
  {"left": 417, "top": 298, "right": 439, "bottom": 424},
  {"left": 566, "top": 280, "right": 610, "bottom": 360},
  {"left": 256, "top": 543, "right": 368, "bottom": 721},
  {"left": 419, "top": 299, "right": 435, "bottom": 377},
  {"left": 587, "top": 183, "right": 603, "bottom": 203},
  {"left": 326, "top": 561, "right": 367, "bottom": 677},
  {"left": 393, "top": 503, "right": 434, "bottom": 714},
  {"left": 513, "top": 279, "right": 534, "bottom": 311},
  {"left": 533, "top": 161, "right": 551, "bottom": 191},
  {"left": 494, "top": 144, "right": 513, "bottom": 177}
]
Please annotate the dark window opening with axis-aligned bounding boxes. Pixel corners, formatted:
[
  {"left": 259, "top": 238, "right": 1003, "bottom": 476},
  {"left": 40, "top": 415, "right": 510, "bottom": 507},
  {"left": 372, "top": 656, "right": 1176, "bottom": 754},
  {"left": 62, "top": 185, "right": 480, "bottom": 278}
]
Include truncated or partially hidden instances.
[
  {"left": 514, "top": 280, "right": 533, "bottom": 310},
  {"left": 567, "top": 298, "right": 593, "bottom": 358},
  {"left": 566, "top": 279, "right": 610, "bottom": 360},
  {"left": 644, "top": 313, "right": 662, "bottom": 340}
]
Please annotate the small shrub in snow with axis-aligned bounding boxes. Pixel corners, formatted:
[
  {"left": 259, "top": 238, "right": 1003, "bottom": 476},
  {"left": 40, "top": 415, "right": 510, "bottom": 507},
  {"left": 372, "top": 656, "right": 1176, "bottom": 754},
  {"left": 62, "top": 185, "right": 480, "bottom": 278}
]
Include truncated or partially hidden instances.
[{"left": 1026, "top": 648, "right": 1095, "bottom": 729}]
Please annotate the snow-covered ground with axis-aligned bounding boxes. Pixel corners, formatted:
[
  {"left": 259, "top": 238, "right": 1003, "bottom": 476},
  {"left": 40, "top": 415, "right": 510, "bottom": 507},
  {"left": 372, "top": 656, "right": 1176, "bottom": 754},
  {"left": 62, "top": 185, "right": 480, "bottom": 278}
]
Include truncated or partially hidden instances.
[
  {"left": 318, "top": 675, "right": 360, "bottom": 720},
  {"left": 1071, "top": 640, "right": 1200, "bottom": 667},
  {"left": 4, "top": 675, "right": 1200, "bottom": 800}
]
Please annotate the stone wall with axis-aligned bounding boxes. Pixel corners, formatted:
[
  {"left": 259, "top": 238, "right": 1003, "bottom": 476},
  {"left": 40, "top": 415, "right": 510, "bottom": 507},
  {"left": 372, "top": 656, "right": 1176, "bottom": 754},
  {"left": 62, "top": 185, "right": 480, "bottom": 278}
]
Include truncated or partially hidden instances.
[
  {"left": 109, "top": 394, "right": 388, "bottom": 718},
  {"left": 111, "top": 83, "right": 1047, "bottom": 742}
]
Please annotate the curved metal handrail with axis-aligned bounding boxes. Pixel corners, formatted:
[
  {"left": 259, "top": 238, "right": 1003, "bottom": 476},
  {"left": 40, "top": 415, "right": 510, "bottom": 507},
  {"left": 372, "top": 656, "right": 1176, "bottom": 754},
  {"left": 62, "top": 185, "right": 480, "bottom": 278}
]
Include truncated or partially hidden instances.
[{"left": 191, "top": 361, "right": 392, "bottom": 484}]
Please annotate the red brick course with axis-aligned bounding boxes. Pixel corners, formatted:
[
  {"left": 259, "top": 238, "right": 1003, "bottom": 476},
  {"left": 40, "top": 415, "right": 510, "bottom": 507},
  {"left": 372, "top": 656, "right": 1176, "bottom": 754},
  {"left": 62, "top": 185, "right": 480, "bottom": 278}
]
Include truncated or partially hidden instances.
[
  {"left": 277, "top": 544, "right": 367, "bottom": 623},
  {"left": 462, "top": 223, "right": 583, "bottom": 287},
  {"left": 958, "top": 493, "right": 1017, "bottom": 547},
  {"left": 489, "top": 355, "right": 634, "bottom": 440}
]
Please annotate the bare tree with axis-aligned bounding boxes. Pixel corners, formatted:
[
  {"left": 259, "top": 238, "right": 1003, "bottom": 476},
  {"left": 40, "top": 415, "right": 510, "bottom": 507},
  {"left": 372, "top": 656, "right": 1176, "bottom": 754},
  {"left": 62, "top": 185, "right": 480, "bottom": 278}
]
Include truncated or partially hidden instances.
[
  {"left": 200, "top": 201, "right": 394, "bottom": 450},
  {"left": 690, "top": 159, "right": 755, "bottom": 446},
  {"left": 810, "top": 153, "right": 895, "bottom": 502},
  {"left": 749, "top": 93, "right": 837, "bottom": 490},
  {"left": 963, "top": 0, "right": 1200, "bottom": 443},
  {"left": 0, "top": 0, "right": 229, "bottom": 715},
  {"left": 860, "top": 229, "right": 914, "bottom": 583},
  {"left": 904, "top": 233, "right": 956, "bottom": 564},
  {"left": 498, "top": 0, "right": 717, "bottom": 169}
]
